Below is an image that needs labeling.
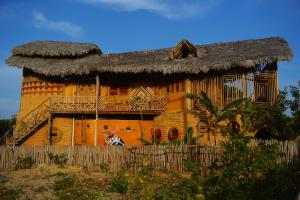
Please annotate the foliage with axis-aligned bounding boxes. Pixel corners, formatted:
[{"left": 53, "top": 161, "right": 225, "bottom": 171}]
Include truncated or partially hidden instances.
[
  {"left": 48, "top": 153, "right": 68, "bottom": 167},
  {"left": 288, "top": 80, "right": 300, "bottom": 114},
  {"left": 187, "top": 88, "right": 300, "bottom": 140},
  {"left": 287, "top": 81, "right": 300, "bottom": 137},
  {"left": 153, "top": 178, "right": 203, "bottom": 200},
  {"left": 0, "top": 116, "right": 16, "bottom": 139},
  {"left": 242, "top": 91, "right": 293, "bottom": 139},
  {"left": 187, "top": 91, "right": 249, "bottom": 134},
  {"left": 183, "top": 127, "right": 196, "bottom": 145},
  {"left": 127, "top": 169, "right": 204, "bottom": 200},
  {"left": 99, "top": 162, "right": 110, "bottom": 175},
  {"left": 109, "top": 170, "right": 129, "bottom": 194},
  {"left": 249, "top": 164, "right": 300, "bottom": 200},
  {"left": 184, "top": 159, "right": 201, "bottom": 180},
  {"left": 53, "top": 174, "right": 95, "bottom": 200},
  {"left": 15, "top": 156, "right": 34, "bottom": 169},
  {"left": 0, "top": 187, "right": 22, "bottom": 200},
  {"left": 204, "top": 131, "right": 284, "bottom": 200}
]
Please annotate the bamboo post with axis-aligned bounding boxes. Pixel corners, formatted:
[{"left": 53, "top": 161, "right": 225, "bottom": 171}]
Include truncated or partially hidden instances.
[
  {"left": 94, "top": 74, "right": 99, "bottom": 146},
  {"left": 242, "top": 74, "right": 246, "bottom": 98},
  {"left": 12, "top": 125, "right": 16, "bottom": 148},
  {"left": 47, "top": 114, "right": 52, "bottom": 146}
]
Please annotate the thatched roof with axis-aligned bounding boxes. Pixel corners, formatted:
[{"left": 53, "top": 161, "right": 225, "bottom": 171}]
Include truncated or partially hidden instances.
[
  {"left": 12, "top": 41, "right": 101, "bottom": 57},
  {"left": 6, "top": 37, "right": 292, "bottom": 77}
]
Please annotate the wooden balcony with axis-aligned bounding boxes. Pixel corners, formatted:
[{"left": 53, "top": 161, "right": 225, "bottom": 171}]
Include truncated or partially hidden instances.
[{"left": 50, "top": 96, "right": 167, "bottom": 114}]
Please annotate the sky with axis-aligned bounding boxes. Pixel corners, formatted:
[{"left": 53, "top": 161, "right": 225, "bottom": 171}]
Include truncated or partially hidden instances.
[{"left": 0, "top": 0, "right": 299, "bottom": 119}]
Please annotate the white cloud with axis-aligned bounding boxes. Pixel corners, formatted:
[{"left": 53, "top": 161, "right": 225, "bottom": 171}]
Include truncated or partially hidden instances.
[
  {"left": 33, "top": 11, "right": 84, "bottom": 37},
  {"left": 81, "top": 0, "right": 219, "bottom": 19}
]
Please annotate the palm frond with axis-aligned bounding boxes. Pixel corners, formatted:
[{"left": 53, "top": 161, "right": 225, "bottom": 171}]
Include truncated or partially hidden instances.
[
  {"left": 198, "top": 91, "right": 218, "bottom": 115},
  {"left": 221, "top": 98, "right": 249, "bottom": 113}
]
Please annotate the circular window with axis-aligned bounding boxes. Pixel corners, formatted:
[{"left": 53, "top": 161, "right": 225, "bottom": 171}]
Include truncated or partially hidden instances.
[
  {"left": 168, "top": 128, "right": 179, "bottom": 141},
  {"left": 103, "top": 125, "right": 109, "bottom": 130},
  {"left": 152, "top": 128, "right": 162, "bottom": 140}
]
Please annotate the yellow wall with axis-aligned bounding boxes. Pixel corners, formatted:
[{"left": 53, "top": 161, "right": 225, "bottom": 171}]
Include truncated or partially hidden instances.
[{"left": 22, "top": 117, "right": 72, "bottom": 146}]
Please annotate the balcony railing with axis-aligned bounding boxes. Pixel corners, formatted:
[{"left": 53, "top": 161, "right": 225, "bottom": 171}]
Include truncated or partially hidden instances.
[{"left": 50, "top": 96, "right": 167, "bottom": 114}]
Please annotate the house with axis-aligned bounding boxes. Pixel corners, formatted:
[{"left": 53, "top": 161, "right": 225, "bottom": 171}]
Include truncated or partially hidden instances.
[{"left": 1, "top": 37, "right": 292, "bottom": 146}]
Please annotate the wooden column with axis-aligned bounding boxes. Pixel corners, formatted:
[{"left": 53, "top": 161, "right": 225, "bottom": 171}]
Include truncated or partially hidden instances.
[
  {"left": 94, "top": 74, "right": 99, "bottom": 146},
  {"left": 71, "top": 117, "right": 75, "bottom": 146},
  {"left": 185, "top": 79, "right": 192, "bottom": 110}
]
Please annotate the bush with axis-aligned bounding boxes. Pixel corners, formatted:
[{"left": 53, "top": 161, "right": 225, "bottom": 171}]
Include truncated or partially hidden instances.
[
  {"left": 153, "top": 178, "right": 203, "bottom": 200},
  {"left": 0, "top": 187, "right": 22, "bottom": 200},
  {"left": 53, "top": 174, "right": 95, "bottom": 200},
  {"left": 48, "top": 153, "right": 68, "bottom": 167},
  {"left": 204, "top": 131, "right": 284, "bottom": 200},
  {"left": 110, "top": 170, "right": 129, "bottom": 194},
  {"left": 15, "top": 156, "right": 34, "bottom": 169}
]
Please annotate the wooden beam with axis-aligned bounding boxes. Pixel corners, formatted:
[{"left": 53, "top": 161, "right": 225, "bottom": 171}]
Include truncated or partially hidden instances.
[{"left": 94, "top": 74, "right": 99, "bottom": 146}]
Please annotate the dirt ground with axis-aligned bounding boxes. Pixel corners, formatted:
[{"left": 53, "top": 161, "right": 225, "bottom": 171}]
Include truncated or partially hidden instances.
[{"left": 0, "top": 164, "right": 123, "bottom": 200}]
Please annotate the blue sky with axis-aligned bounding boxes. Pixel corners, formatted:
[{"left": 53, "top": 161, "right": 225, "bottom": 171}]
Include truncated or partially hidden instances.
[{"left": 0, "top": 0, "right": 299, "bottom": 119}]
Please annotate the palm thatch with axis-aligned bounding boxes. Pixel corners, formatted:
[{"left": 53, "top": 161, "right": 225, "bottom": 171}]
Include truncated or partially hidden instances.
[
  {"left": 6, "top": 37, "right": 292, "bottom": 77},
  {"left": 12, "top": 41, "right": 101, "bottom": 57}
]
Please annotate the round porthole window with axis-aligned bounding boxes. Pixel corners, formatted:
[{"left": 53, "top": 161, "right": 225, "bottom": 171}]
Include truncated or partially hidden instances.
[
  {"left": 125, "top": 127, "right": 131, "bottom": 132},
  {"left": 153, "top": 128, "right": 162, "bottom": 140},
  {"left": 103, "top": 125, "right": 109, "bottom": 130},
  {"left": 168, "top": 128, "right": 179, "bottom": 141}
]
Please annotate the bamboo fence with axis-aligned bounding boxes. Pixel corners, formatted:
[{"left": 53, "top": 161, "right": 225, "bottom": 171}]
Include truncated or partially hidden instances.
[{"left": 0, "top": 139, "right": 298, "bottom": 173}]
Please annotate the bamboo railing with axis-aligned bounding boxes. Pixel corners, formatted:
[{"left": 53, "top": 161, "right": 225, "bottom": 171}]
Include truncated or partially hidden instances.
[{"left": 50, "top": 96, "right": 167, "bottom": 113}]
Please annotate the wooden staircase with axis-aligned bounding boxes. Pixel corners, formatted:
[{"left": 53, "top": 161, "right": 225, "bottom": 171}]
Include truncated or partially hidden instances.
[{"left": 0, "top": 99, "right": 50, "bottom": 146}]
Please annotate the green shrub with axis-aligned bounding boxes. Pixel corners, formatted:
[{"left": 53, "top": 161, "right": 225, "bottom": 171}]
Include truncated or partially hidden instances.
[
  {"left": 0, "top": 187, "right": 22, "bottom": 200},
  {"left": 110, "top": 170, "right": 128, "bottom": 194},
  {"left": 99, "top": 163, "right": 110, "bottom": 175},
  {"left": 53, "top": 174, "right": 95, "bottom": 200},
  {"left": 204, "top": 131, "right": 284, "bottom": 200},
  {"left": 48, "top": 153, "right": 68, "bottom": 167},
  {"left": 15, "top": 156, "right": 34, "bottom": 169},
  {"left": 153, "top": 178, "right": 203, "bottom": 200}
]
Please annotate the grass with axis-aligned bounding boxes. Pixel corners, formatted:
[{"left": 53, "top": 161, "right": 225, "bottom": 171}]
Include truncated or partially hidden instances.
[{"left": 0, "top": 187, "right": 22, "bottom": 200}]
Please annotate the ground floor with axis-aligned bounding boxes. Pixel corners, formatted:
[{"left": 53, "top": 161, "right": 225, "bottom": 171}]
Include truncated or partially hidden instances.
[{"left": 22, "top": 110, "right": 227, "bottom": 146}]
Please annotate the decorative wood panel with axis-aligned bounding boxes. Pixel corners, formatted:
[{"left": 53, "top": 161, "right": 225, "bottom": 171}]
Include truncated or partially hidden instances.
[
  {"left": 254, "top": 71, "right": 276, "bottom": 103},
  {"left": 22, "top": 81, "right": 63, "bottom": 95},
  {"left": 222, "top": 74, "right": 243, "bottom": 105}
]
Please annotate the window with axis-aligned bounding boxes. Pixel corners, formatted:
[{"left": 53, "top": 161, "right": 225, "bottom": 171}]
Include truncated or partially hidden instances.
[
  {"left": 109, "top": 87, "right": 128, "bottom": 96},
  {"left": 153, "top": 128, "right": 162, "bottom": 140},
  {"left": 168, "top": 127, "right": 179, "bottom": 141},
  {"left": 109, "top": 87, "right": 118, "bottom": 96},
  {"left": 119, "top": 87, "right": 128, "bottom": 95}
]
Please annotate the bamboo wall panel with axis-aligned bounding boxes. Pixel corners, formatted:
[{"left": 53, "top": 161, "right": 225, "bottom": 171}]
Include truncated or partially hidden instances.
[
  {"left": 51, "top": 118, "right": 73, "bottom": 146},
  {"left": 22, "top": 124, "right": 48, "bottom": 146}
]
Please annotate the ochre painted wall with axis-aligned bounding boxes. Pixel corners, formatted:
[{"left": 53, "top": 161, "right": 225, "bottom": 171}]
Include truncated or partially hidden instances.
[
  {"left": 74, "top": 119, "right": 153, "bottom": 146},
  {"left": 22, "top": 117, "right": 72, "bottom": 146}
]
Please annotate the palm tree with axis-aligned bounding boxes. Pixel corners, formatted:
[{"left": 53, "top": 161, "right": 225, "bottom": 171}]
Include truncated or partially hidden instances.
[{"left": 187, "top": 91, "right": 249, "bottom": 136}]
